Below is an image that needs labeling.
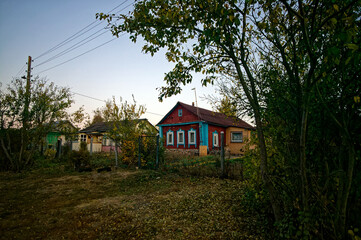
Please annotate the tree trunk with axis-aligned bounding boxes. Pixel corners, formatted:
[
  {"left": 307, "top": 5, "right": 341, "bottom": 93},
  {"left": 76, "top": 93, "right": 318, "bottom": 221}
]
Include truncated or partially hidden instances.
[
  {"left": 337, "top": 130, "right": 355, "bottom": 238},
  {"left": 254, "top": 109, "right": 282, "bottom": 222},
  {"left": 299, "top": 106, "right": 309, "bottom": 212}
]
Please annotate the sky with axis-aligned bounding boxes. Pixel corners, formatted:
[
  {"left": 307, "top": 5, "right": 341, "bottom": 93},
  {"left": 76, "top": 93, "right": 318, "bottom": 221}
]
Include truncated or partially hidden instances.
[{"left": 0, "top": 0, "right": 220, "bottom": 126}]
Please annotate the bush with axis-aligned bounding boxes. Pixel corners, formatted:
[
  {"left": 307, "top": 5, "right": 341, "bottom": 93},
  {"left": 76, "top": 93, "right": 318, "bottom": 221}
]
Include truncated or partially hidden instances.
[
  {"left": 44, "top": 148, "right": 56, "bottom": 161},
  {"left": 69, "top": 143, "right": 91, "bottom": 171},
  {"left": 90, "top": 152, "right": 116, "bottom": 168}
]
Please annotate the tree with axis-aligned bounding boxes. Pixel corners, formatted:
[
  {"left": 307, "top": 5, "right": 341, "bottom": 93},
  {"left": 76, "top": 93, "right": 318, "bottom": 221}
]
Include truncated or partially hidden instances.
[
  {"left": 98, "top": 0, "right": 281, "bottom": 221},
  {"left": 254, "top": 1, "right": 360, "bottom": 237},
  {"left": 0, "top": 77, "right": 72, "bottom": 171},
  {"left": 68, "top": 105, "right": 90, "bottom": 129},
  {"left": 102, "top": 96, "right": 146, "bottom": 165},
  {"left": 91, "top": 108, "right": 104, "bottom": 125},
  {"left": 98, "top": 0, "right": 361, "bottom": 237}
]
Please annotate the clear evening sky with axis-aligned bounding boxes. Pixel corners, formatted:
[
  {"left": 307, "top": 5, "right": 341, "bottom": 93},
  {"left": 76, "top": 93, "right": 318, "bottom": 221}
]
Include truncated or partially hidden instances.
[{"left": 0, "top": 0, "right": 218, "bottom": 126}]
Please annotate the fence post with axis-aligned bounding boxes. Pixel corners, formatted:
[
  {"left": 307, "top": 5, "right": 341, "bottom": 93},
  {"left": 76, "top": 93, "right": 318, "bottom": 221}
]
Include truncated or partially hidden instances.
[
  {"left": 114, "top": 141, "right": 118, "bottom": 168},
  {"left": 221, "top": 131, "right": 225, "bottom": 177},
  {"left": 138, "top": 136, "right": 141, "bottom": 169},
  {"left": 90, "top": 136, "right": 93, "bottom": 156},
  {"left": 156, "top": 134, "right": 160, "bottom": 170}
]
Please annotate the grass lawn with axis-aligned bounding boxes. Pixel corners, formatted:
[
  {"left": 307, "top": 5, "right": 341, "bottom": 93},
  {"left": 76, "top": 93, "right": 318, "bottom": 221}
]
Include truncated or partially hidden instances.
[{"left": 0, "top": 167, "right": 264, "bottom": 239}]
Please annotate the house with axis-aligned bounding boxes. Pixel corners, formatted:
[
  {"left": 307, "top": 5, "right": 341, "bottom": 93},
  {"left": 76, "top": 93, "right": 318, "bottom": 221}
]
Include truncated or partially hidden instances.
[
  {"left": 157, "top": 102, "right": 255, "bottom": 155},
  {"left": 74, "top": 119, "right": 157, "bottom": 153},
  {"left": 46, "top": 120, "right": 77, "bottom": 149}
]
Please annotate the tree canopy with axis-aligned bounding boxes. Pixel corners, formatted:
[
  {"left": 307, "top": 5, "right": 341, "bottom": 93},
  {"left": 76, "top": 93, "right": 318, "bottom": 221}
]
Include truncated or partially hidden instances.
[
  {"left": 0, "top": 77, "right": 73, "bottom": 171},
  {"left": 98, "top": 0, "right": 361, "bottom": 238}
]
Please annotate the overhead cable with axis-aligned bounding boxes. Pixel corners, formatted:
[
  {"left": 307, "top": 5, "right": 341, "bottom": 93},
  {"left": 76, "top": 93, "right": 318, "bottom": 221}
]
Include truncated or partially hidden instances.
[
  {"left": 35, "top": 35, "right": 122, "bottom": 75},
  {"left": 33, "top": 0, "right": 131, "bottom": 60}
]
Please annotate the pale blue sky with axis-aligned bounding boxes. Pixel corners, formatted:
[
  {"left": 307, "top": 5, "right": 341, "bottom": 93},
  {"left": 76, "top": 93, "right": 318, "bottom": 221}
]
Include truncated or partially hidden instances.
[{"left": 0, "top": 0, "right": 218, "bottom": 126}]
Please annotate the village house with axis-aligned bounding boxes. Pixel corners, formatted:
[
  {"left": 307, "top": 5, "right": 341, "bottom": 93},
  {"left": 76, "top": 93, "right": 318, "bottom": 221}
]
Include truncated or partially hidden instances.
[
  {"left": 157, "top": 102, "right": 254, "bottom": 155},
  {"left": 45, "top": 120, "right": 77, "bottom": 149},
  {"left": 74, "top": 119, "right": 157, "bottom": 153}
]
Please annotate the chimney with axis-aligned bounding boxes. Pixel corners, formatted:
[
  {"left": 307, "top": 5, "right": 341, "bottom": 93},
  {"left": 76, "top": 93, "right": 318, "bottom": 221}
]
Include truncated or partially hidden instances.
[{"left": 192, "top": 102, "right": 195, "bottom": 106}]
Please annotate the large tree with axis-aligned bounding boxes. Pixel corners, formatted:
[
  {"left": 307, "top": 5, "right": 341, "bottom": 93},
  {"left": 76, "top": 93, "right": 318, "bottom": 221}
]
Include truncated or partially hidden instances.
[
  {"left": 98, "top": 0, "right": 281, "bottom": 221},
  {"left": 98, "top": 0, "right": 361, "bottom": 237},
  {"left": 0, "top": 77, "right": 72, "bottom": 171}
]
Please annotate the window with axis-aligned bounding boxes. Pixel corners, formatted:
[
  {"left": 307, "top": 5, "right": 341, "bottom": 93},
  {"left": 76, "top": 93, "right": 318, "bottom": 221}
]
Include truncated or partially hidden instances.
[
  {"left": 167, "top": 130, "right": 174, "bottom": 146},
  {"left": 178, "top": 109, "right": 183, "bottom": 117},
  {"left": 213, "top": 131, "right": 219, "bottom": 147},
  {"left": 188, "top": 128, "right": 196, "bottom": 146},
  {"left": 231, "top": 132, "right": 243, "bottom": 143},
  {"left": 80, "top": 134, "right": 87, "bottom": 142},
  {"left": 177, "top": 129, "right": 185, "bottom": 147}
]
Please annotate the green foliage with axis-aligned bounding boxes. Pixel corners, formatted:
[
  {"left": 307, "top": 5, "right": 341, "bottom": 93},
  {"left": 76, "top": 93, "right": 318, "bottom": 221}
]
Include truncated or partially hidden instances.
[
  {"left": 90, "top": 152, "right": 116, "bottom": 168},
  {"left": 101, "top": 96, "right": 148, "bottom": 166},
  {"left": 98, "top": 0, "right": 361, "bottom": 238},
  {"left": 44, "top": 148, "right": 56, "bottom": 161},
  {"left": 69, "top": 145, "right": 91, "bottom": 171},
  {"left": 0, "top": 77, "right": 73, "bottom": 172},
  {"left": 138, "top": 136, "right": 165, "bottom": 169}
]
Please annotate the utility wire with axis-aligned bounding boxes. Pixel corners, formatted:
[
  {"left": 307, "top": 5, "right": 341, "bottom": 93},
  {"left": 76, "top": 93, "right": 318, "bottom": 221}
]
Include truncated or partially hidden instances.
[
  {"left": 33, "top": 7, "right": 128, "bottom": 69},
  {"left": 145, "top": 111, "right": 164, "bottom": 116},
  {"left": 72, "top": 91, "right": 106, "bottom": 102},
  {"left": 33, "top": 0, "right": 131, "bottom": 60},
  {"left": 71, "top": 91, "right": 164, "bottom": 117},
  {"left": 35, "top": 35, "right": 123, "bottom": 75},
  {"left": 34, "top": 28, "right": 109, "bottom": 68},
  {"left": 15, "top": 64, "right": 27, "bottom": 78},
  {"left": 33, "top": 1, "right": 133, "bottom": 70}
]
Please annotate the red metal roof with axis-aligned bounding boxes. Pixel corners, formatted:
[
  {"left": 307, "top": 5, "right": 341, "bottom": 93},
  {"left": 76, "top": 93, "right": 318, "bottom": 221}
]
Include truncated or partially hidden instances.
[{"left": 158, "top": 102, "right": 254, "bottom": 129}]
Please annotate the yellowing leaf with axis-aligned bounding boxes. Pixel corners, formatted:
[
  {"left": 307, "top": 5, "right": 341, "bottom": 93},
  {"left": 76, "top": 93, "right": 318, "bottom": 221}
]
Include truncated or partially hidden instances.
[
  {"left": 354, "top": 96, "right": 360, "bottom": 103},
  {"left": 333, "top": 4, "right": 339, "bottom": 11},
  {"left": 345, "top": 43, "right": 359, "bottom": 51}
]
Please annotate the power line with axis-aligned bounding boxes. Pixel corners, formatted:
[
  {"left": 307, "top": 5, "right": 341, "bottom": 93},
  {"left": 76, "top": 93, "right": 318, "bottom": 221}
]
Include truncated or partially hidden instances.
[
  {"left": 33, "top": 0, "right": 131, "bottom": 61},
  {"left": 72, "top": 91, "right": 106, "bottom": 102},
  {"left": 34, "top": 28, "right": 109, "bottom": 68},
  {"left": 15, "top": 64, "right": 27, "bottom": 78},
  {"left": 71, "top": 91, "right": 164, "bottom": 117},
  {"left": 35, "top": 35, "right": 123, "bottom": 75},
  {"left": 145, "top": 111, "right": 164, "bottom": 116}
]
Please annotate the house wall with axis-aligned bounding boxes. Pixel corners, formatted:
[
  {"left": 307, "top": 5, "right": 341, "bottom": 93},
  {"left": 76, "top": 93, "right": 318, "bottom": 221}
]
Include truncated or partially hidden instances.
[
  {"left": 101, "top": 146, "right": 121, "bottom": 153},
  {"left": 161, "top": 123, "right": 229, "bottom": 153},
  {"left": 207, "top": 125, "right": 227, "bottom": 152},
  {"left": 72, "top": 142, "right": 102, "bottom": 152},
  {"left": 161, "top": 104, "right": 199, "bottom": 125},
  {"left": 225, "top": 127, "right": 252, "bottom": 155},
  {"left": 161, "top": 124, "right": 200, "bottom": 150}
]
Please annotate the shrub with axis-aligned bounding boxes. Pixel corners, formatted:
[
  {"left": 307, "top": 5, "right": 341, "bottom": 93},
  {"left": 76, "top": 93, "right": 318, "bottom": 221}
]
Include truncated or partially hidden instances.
[
  {"left": 69, "top": 144, "right": 91, "bottom": 171},
  {"left": 44, "top": 148, "right": 56, "bottom": 161}
]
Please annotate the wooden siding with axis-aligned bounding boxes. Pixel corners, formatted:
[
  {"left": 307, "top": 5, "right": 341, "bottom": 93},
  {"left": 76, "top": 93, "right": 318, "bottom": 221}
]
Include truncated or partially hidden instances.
[
  {"left": 161, "top": 104, "right": 199, "bottom": 125},
  {"left": 207, "top": 125, "right": 227, "bottom": 151},
  {"left": 225, "top": 127, "right": 252, "bottom": 154}
]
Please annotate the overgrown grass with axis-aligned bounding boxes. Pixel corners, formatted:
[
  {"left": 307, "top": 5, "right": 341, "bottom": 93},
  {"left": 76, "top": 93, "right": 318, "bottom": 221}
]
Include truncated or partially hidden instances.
[
  {"left": 0, "top": 167, "right": 266, "bottom": 239},
  {"left": 161, "top": 151, "right": 246, "bottom": 179}
]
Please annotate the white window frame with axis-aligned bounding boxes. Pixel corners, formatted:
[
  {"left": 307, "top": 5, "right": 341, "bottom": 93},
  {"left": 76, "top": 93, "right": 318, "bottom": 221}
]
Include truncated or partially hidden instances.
[
  {"left": 231, "top": 132, "right": 243, "bottom": 143},
  {"left": 188, "top": 129, "right": 196, "bottom": 146},
  {"left": 213, "top": 132, "right": 219, "bottom": 147},
  {"left": 167, "top": 130, "right": 174, "bottom": 146},
  {"left": 80, "top": 134, "right": 87, "bottom": 142},
  {"left": 177, "top": 129, "right": 185, "bottom": 147}
]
